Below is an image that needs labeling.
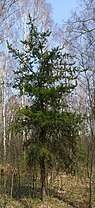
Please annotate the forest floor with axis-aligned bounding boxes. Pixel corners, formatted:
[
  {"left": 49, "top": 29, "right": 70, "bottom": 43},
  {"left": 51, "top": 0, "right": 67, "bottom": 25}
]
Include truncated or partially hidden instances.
[{"left": 0, "top": 173, "right": 95, "bottom": 208}]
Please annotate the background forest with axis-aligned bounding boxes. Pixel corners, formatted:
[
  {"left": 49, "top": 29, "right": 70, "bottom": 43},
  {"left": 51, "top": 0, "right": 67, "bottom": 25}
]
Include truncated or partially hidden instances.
[{"left": 0, "top": 0, "right": 95, "bottom": 207}]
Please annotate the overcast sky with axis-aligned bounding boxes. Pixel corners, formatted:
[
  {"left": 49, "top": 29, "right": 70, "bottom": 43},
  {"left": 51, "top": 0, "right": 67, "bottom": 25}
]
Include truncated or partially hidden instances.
[{"left": 48, "top": 0, "right": 80, "bottom": 23}]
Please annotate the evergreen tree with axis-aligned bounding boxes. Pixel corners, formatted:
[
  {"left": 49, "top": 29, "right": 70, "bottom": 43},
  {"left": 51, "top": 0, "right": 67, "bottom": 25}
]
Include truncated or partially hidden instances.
[{"left": 8, "top": 16, "right": 80, "bottom": 200}]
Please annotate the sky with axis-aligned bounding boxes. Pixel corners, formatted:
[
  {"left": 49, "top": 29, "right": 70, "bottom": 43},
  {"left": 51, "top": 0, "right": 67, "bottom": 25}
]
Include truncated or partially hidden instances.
[{"left": 48, "top": 0, "right": 79, "bottom": 23}]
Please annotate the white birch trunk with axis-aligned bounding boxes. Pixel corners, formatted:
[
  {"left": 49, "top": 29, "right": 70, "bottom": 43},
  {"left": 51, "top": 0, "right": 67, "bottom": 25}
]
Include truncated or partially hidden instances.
[
  {"left": 18, "top": 0, "right": 31, "bottom": 144},
  {"left": 2, "top": 80, "right": 6, "bottom": 161}
]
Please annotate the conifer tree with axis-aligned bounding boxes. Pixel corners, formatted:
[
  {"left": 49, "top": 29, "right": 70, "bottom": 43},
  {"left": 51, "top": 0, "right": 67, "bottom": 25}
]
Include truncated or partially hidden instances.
[{"left": 8, "top": 16, "right": 80, "bottom": 200}]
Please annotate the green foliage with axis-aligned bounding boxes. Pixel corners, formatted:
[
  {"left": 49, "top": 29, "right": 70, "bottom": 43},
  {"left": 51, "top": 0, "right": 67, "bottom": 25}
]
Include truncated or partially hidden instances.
[{"left": 8, "top": 16, "right": 81, "bottom": 194}]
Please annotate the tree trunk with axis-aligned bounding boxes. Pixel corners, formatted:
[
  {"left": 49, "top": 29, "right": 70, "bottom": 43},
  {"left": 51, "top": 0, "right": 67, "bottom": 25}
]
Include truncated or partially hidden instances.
[
  {"left": 39, "top": 126, "right": 46, "bottom": 200},
  {"left": 40, "top": 158, "right": 46, "bottom": 201},
  {"left": 89, "top": 176, "right": 92, "bottom": 208}
]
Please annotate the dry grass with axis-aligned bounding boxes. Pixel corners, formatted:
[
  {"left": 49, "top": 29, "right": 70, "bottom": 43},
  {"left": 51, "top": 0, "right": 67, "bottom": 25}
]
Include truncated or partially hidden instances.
[{"left": 0, "top": 173, "right": 95, "bottom": 207}]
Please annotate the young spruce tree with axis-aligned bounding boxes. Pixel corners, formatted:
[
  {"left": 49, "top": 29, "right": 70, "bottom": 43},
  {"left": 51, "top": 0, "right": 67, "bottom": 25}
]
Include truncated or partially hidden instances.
[{"left": 8, "top": 16, "right": 80, "bottom": 200}]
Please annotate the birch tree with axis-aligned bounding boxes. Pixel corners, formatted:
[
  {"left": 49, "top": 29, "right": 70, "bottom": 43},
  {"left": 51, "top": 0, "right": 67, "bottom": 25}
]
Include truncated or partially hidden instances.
[{"left": 54, "top": 1, "right": 95, "bottom": 207}]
